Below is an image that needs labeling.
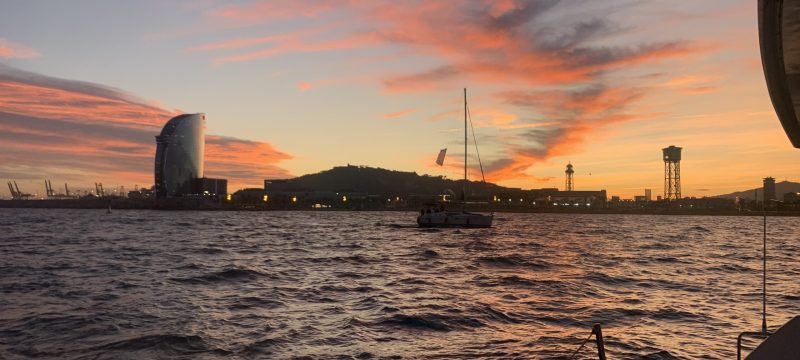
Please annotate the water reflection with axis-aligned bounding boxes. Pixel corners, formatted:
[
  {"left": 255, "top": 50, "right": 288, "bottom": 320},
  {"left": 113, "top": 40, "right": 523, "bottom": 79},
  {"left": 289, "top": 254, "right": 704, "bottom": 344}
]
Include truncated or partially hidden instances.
[{"left": 0, "top": 210, "right": 798, "bottom": 358}]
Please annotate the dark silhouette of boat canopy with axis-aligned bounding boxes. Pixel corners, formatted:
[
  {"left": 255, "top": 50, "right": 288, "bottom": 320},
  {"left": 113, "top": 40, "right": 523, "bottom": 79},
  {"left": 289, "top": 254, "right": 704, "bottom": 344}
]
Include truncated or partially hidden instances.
[{"left": 759, "top": 0, "right": 800, "bottom": 147}]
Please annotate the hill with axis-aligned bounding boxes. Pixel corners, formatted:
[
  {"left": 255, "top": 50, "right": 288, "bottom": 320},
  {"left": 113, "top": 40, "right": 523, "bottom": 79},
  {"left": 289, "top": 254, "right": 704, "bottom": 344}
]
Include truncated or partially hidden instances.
[
  {"left": 713, "top": 181, "right": 800, "bottom": 200},
  {"left": 266, "top": 165, "right": 517, "bottom": 196}
]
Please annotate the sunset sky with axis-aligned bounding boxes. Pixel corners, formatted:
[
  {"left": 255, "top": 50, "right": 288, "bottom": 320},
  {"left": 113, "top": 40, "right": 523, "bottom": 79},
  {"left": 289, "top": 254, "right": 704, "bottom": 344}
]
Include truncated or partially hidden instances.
[{"left": 1, "top": 0, "right": 799, "bottom": 198}]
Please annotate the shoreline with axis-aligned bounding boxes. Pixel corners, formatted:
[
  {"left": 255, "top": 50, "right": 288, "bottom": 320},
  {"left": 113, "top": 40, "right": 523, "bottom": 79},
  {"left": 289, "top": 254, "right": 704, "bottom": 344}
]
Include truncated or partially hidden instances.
[{"left": 2, "top": 199, "right": 799, "bottom": 216}]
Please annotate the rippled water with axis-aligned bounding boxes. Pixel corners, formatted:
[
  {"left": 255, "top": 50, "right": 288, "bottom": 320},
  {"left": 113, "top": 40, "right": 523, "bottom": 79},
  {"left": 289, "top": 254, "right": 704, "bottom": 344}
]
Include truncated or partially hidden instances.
[{"left": 1, "top": 209, "right": 799, "bottom": 359}]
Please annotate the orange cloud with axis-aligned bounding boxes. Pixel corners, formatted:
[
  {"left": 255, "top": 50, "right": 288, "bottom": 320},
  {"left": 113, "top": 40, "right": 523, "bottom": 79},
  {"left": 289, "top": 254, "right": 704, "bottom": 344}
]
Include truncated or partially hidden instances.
[
  {"left": 383, "top": 66, "right": 459, "bottom": 94},
  {"left": 664, "top": 74, "right": 720, "bottom": 87},
  {"left": 292, "top": 73, "right": 378, "bottom": 92},
  {"left": 194, "top": 0, "right": 725, "bottom": 184},
  {"left": 681, "top": 86, "right": 719, "bottom": 94},
  {"left": 478, "top": 84, "right": 662, "bottom": 183},
  {"left": 383, "top": 108, "right": 416, "bottom": 119},
  {"left": 297, "top": 81, "right": 313, "bottom": 91},
  {"left": 0, "top": 38, "right": 39, "bottom": 59},
  {"left": 186, "top": 22, "right": 335, "bottom": 53},
  {"left": 661, "top": 74, "right": 721, "bottom": 95},
  {"left": 198, "top": 2, "right": 718, "bottom": 93},
  {"left": 205, "top": 136, "right": 293, "bottom": 186},
  {"left": 0, "top": 64, "right": 291, "bottom": 191},
  {"left": 212, "top": 32, "right": 377, "bottom": 64},
  {"left": 427, "top": 110, "right": 459, "bottom": 122},
  {"left": 209, "top": 1, "right": 339, "bottom": 23}
]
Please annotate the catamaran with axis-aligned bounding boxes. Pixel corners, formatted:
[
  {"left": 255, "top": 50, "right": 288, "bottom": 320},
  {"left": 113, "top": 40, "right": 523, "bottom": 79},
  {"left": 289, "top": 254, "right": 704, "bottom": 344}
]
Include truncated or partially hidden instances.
[{"left": 417, "top": 89, "right": 493, "bottom": 228}]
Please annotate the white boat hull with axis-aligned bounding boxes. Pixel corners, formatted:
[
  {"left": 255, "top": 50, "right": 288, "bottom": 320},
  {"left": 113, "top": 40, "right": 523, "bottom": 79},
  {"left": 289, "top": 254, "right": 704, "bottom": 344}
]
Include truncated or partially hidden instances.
[{"left": 417, "top": 211, "right": 493, "bottom": 228}]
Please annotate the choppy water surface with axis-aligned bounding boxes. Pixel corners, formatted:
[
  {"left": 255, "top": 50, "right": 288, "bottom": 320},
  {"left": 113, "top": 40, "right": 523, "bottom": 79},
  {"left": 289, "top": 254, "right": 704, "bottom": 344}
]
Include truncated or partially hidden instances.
[{"left": 1, "top": 210, "right": 799, "bottom": 359}]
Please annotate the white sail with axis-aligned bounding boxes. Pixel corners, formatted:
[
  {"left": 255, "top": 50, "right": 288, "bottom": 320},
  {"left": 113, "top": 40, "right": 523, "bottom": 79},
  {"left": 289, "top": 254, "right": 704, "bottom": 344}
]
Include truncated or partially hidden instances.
[{"left": 436, "top": 148, "right": 447, "bottom": 166}]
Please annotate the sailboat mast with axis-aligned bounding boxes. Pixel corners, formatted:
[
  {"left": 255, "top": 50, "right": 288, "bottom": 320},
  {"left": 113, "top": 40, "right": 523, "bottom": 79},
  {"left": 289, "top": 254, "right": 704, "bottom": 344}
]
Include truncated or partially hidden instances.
[{"left": 463, "top": 88, "right": 467, "bottom": 201}]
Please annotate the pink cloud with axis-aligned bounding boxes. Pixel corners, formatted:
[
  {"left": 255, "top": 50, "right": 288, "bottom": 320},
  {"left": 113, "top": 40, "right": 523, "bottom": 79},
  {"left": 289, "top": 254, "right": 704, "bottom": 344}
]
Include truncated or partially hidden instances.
[
  {"left": 186, "top": 23, "right": 334, "bottom": 53},
  {"left": 297, "top": 81, "right": 313, "bottom": 91},
  {"left": 0, "top": 64, "right": 291, "bottom": 191},
  {"left": 383, "top": 108, "right": 416, "bottom": 119},
  {"left": 192, "top": 0, "right": 725, "bottom": 184},
  {"left": 0, "top": 38, "right": 39, "bottom": 59},
  {"left": 209, "top": 0, "right": 340, "bottom": 23},
  {"left": 212, "top": 31, "right": 377, "bottom": 64},
  {"left": 680, "top": 86, "right": 719, "bottom": 94}
]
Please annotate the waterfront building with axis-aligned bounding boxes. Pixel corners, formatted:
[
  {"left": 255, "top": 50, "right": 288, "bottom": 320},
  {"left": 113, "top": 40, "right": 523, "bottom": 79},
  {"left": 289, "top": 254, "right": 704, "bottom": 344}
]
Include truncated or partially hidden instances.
[
  {"left": 154, "top": 114, "right": 205, "bottom": 198},
  {"left": 192, "top": 177, "right": 228, "bottom": 200},
  {"left": 537, "top": 189, "right": 607, "bottom": 208}
]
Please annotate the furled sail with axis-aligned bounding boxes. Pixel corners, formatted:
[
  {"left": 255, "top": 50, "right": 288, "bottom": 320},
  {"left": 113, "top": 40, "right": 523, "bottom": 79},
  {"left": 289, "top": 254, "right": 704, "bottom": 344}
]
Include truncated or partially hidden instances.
[{"left": 436, "top": 148, "right": 447, "bottom": 166}]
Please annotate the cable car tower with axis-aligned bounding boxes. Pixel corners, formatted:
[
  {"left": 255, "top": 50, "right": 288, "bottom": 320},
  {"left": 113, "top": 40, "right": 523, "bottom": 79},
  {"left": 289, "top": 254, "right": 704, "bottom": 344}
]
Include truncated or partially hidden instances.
[
  {"left": 565, "top": 163, "right": 574, "bottom": 191},
  {"left": 662, "top": 146, "right": 682, "bottom": 201}
]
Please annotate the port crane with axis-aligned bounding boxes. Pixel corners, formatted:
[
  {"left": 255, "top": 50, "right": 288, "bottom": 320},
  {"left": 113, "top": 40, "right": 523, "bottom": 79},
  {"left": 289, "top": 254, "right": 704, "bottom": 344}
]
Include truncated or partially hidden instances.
[
  {"left": 6, "top": 181, "right": 33, "bottom": 200},
  {"left": 94, "top": 182, "right": 105, "bottom": 197},
  {"left": 44, "top": 179, "right": 76, "bottom": 199}
]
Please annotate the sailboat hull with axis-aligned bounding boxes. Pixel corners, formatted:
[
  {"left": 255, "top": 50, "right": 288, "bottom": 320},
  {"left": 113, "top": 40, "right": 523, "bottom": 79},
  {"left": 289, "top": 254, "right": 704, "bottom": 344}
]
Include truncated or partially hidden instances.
[{"left": 416, "top": 211, "right": 493, "bottom": 228}]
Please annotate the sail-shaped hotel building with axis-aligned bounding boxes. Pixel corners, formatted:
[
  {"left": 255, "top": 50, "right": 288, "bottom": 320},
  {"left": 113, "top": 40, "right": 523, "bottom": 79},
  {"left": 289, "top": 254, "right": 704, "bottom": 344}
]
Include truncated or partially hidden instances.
[{"left": 154, "top": 113, "right": 205, "bottom": 198}]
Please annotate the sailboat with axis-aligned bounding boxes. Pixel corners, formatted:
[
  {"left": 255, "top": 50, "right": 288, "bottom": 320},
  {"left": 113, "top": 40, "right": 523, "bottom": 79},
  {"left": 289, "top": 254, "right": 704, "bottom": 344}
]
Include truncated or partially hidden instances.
[{"left": 417, "top": 89, "right": 493, "bottom": 228}]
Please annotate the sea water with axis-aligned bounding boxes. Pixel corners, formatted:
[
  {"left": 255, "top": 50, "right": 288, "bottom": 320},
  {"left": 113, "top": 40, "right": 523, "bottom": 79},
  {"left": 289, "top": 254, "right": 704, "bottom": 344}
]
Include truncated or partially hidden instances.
[{"left": 1, "top": 209, "right": 798, "bottom": 359}]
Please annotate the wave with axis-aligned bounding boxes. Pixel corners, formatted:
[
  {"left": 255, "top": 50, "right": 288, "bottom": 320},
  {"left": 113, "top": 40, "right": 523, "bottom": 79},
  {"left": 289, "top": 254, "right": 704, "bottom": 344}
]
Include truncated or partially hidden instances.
[
  {"left": 111, "top": 280, "right": 139, "bottom": 289},
  {"left": 422, "top": 249, "right": 439, "bottom": 257},
  {"left": 477, "top": 255, "right": 551, "bottom": 269},
  {"left": 711, "top": 263, "right": 753, "bottom": 273},
  {"left": 395, "top": 277, "right": 433, "bottom": 285},
  {"left": 376, "top": 313, "right": 484, "bottom": 332},
  {"left": 639, "top": 243, "right": 675, "bottom": 250},
  {"left": 5, "top": 209, "right": 796, "bottom": 359},
  {"left": 92, "top": 333, "right": 230, "bottom": 355},
  {"left": 170, "top": 267, "right": 268, "bottom": 284},
  {"left": 480, "top": 305, "right": 521, "bottom": 324},
  {"left": 334, "top": 271, "right": 367, "bottom": 279},
  {"left": 236, "top": 336, "right": 283, "bottom": 358},
  {"left": 385, "top": 223, "right": 415, "bottom": 229},
  {"left": 650, "top": 307, "right": 707, "bottom": 321},
  {"left": 194, "top": 247, "right": 227, "bottom": 254},
  {"left": 584, "top": 271, "right": 635, "bottom": 285},
  {"left": 687, "top": 225, "right": 711, "bottom": 233},
  {"left": 652, "top": 256, "right": 685, "bottom": 264},
  {"left": 307, "top": 255, "right": 373, "bottom": 265},
  {"left": 641, "top": 350, "right": 681, "bottom": 359},
  {"left": 228, "top": 296, "right": 285, "bottom": 310},
  {"left": 319, "top": 284, "right": 376, "bottom": 293}
]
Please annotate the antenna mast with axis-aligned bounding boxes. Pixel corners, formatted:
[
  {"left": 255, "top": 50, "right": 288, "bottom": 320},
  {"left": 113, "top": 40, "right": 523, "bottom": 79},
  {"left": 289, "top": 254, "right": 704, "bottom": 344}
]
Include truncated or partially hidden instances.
[
  {"left": 463, "top": 88, "right": 467, "bottom": 202},
  {"left": 762, "top": 206, "right": 767, "bottom": 334}
]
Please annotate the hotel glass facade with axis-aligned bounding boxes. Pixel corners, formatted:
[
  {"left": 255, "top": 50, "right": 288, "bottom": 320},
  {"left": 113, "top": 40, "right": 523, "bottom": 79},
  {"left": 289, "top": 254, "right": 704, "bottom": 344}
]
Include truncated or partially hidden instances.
[{"left": 154, "top": 114, "right": 205, "bottom": 198}]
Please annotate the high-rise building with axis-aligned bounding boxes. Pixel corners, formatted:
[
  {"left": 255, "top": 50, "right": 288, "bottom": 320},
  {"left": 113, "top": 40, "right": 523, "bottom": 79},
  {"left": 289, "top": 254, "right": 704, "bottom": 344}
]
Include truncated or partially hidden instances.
[
  {"left": 154, "top": 113, "right": 205, "bottom": 198},
  {"left": 645, "top": 188, "right": 652, "bottom": 202},
  {"left": 763, "top": 176, "right": 777, "bottom": 201}
]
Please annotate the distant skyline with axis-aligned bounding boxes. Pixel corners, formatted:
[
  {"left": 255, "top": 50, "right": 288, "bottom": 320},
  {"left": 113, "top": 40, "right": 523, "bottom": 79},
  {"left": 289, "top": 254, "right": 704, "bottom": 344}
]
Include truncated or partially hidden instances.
[{"left": 1, "top": 0, "right": 799, "bottom": 198}]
